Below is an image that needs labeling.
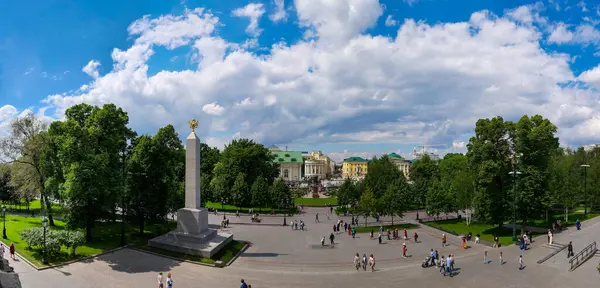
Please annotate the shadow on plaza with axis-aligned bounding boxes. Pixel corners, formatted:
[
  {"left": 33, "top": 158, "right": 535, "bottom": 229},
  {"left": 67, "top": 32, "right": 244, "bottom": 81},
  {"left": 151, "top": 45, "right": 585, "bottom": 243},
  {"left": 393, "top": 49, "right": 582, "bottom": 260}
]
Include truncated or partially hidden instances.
[
  {"left": 241, "top": 252, "right": 287, "bottom": 258},
  {"left": 93, "top": 249, "right": 184, "bottom": 274}
]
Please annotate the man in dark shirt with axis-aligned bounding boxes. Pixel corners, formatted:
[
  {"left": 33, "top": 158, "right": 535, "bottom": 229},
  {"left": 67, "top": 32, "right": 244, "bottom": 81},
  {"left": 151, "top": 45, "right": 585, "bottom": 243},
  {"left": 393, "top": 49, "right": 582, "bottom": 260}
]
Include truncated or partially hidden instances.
[{"left": 567, "top": 241, "right": 574, "bottom": 258}]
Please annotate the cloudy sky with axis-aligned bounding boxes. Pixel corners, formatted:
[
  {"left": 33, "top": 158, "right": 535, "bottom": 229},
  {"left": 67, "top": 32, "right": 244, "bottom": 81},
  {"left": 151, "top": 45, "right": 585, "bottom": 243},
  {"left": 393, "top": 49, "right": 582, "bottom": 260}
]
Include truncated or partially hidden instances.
[{"left": 1, "top": 0, "right": 600, "bottom": 162}]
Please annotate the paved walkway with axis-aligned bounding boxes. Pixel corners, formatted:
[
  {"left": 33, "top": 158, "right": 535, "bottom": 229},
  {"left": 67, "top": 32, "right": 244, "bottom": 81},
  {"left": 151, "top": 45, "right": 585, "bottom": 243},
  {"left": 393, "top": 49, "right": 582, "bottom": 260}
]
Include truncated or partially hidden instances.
[{"left": 7, "top": 207, "right": 599, "bottom": 287}]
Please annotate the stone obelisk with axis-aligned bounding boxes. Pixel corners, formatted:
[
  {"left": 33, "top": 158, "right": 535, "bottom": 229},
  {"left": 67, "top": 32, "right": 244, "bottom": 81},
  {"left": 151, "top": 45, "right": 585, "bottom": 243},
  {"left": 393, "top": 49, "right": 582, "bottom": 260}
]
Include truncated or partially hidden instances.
[{"left": 148, "top": 119, "right": 232, "bottom": 258}]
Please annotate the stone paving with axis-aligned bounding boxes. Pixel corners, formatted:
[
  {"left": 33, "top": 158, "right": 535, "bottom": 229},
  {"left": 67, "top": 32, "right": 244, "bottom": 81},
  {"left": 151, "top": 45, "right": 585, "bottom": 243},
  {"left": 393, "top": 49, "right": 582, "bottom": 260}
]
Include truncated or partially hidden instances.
[{"left": 9, "top": 207, "right": 600, "bottom": 287}]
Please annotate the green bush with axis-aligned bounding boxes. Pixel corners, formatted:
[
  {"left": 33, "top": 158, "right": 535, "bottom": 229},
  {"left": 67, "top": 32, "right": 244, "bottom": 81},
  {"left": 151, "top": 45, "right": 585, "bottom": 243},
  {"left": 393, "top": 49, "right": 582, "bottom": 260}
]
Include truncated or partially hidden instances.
[{"left": 20, "top": 228, "right": 85, "bottom": 258}]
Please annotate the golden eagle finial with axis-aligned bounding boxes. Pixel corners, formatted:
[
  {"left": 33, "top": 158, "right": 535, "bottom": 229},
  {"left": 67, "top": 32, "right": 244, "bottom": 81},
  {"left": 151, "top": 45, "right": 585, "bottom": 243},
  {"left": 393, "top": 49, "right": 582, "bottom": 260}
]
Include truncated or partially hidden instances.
[{"left": 188, "top": 119, "right": 199, "bottom": 132}]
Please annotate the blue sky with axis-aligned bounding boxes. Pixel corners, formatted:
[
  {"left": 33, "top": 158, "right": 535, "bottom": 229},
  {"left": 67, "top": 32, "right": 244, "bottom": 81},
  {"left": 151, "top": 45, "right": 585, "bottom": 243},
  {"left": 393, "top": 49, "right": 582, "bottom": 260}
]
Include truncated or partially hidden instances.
[{"left": 1, "top": 0, "right": 600, "bottom": 161}]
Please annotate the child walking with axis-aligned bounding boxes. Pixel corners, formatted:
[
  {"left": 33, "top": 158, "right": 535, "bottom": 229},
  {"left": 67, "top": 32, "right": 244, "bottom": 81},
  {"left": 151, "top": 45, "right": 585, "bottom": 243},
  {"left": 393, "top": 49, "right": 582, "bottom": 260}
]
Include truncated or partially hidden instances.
[
  {"left": 518, "top": 255, "right": 523, "bottom": 270},
  {"left": 484, "top": 250, "right": 488, "bottom": 264},
  {"left": 499, "top": 251, "right": 503, "bottom": 265}
]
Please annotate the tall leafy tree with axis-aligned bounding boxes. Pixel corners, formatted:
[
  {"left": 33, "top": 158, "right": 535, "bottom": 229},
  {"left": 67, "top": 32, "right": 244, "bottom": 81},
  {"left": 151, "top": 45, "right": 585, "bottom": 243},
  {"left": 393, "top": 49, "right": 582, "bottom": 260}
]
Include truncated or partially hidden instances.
[
  {"left": 231, "top": 173, "right": 249, "bottom": 208},
  {"left": 426, "top": 179, "right": 450, "bottom": 217},
  {"left": 337, "top": 178, "right": 361, "bottom": 208},
  {"left": 438, "top": 153, "right": 469, "bottom": 213},
  {"left": 0, "top": 166, "right": 15, "bottom": 203},
  {"left": 379, "top": 178, "right": 409, "bottom": 224},
  {"left": 467, "top": 116, "right": 513, "bottom": 226},
  {"left": 359, "top": 188, "right": 377, "bottom": 225},
  {"left": 409, "top": 154, "right": 439, "bottom": 208},
  {"left": 363, "top": 155, "right": 401, "bottom": 198},
  {"left": 49, "top": 104, "right": 135, "bottom": 241},
  {"left": 213, "top": 139, "right": 279, "bottom": 207},
  {"left": 0, "top": 113, "right": 58, "bottom": 225},
  {"left": 511, "top": 115, "right": 559, "bottom": 227},
  {"left": 251, "top": 176, "right": 269, "bottom": 212},
  {"left": 270, "top": 179, "right": 292, "bottom": 210}
]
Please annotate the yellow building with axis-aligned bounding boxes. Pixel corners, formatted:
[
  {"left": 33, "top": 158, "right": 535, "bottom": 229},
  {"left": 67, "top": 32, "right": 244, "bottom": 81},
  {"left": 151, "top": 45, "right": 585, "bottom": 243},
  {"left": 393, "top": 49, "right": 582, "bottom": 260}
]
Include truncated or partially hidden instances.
[
  {"left": 304, "top": 150, "right": 334, "bottom": 180},
  {"left": 342, "top": 157, "right": 369, "bottom": 180},
  {"left": 387, "top": 153, "right": 411, "bottom": 179}
]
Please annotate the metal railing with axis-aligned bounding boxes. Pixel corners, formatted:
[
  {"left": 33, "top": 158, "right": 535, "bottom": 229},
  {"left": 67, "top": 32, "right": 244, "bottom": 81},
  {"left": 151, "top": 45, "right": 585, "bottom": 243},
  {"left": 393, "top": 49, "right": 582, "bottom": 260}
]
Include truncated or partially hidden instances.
[{"left": 569, "top": 241, "right": 597, "bottom": 271}]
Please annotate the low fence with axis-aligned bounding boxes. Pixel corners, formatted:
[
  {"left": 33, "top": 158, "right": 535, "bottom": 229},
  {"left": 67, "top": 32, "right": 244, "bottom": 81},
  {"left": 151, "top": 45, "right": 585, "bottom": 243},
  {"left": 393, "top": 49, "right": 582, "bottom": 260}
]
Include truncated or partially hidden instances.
[{"left": 569, "top": 241, "right": 597, "bottom": 271}]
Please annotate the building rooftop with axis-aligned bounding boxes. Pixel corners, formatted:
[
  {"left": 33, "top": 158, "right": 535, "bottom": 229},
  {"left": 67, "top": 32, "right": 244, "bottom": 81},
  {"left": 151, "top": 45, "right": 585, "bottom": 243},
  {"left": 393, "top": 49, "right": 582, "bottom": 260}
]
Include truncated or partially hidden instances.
[
  {"left": 343, "top": 156, "right": 368, "bottom": 163},
  {"left": 271, "top": 151, "right": 304, "bottom": 164},
  {"left": 388, "top": 152, "right": 404, "bottom": 159}
]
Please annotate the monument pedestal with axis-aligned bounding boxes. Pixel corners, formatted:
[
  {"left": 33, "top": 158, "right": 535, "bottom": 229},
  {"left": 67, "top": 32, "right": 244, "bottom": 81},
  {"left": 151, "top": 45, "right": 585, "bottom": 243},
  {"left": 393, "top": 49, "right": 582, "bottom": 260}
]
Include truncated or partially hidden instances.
[
  {"left": 149, "top": 208, "right": 233, "bottom": 258},
  {"left": 148, "top": 127, "right": 233, "bottom": 259}
]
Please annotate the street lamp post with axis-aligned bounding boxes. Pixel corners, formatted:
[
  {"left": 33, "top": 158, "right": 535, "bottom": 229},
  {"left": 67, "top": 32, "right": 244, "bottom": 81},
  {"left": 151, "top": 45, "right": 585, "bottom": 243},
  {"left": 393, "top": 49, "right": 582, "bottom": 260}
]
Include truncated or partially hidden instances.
[
  {"left": 581, "top": 164, "right": 590, "bottom": 218},
  {"left": 509, "top": 153, "right": 523, "bottom": 242},
  {"left": 42, "top": 217, "right": 48, "bottom": 265},
  {"left": 2, "top": 206, "right": 6, "bottom": 239}
]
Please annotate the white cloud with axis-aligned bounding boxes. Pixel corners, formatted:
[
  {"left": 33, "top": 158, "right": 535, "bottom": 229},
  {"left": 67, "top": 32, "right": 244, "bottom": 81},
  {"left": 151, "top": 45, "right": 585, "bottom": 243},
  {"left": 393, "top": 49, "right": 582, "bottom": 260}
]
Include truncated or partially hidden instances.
[
  {"left": 202, "top": 102, "right": 225, "bottom": 116},
  {"left": 82, "top": 60, "right": 101, "bottom": 78},
  {"left": 548, "top": 23, "right": 574, "bottom": 43},
  {"left": 385, "top": 15, "right": 398, "bottom": 27},
  {"left": 269, "top": 0, "right": 287, "bottom": 23},
  {"left": 26, "top": 2, "right": 600, "bottom": 156},
  {"left": 232, "top": 3, "right": 266, "bottom": 37},
  {"left": 548, "top": 22, "right": 600, "bottom": 45},
  {"left": 403, "top": 0, "right": 419, "bottom": 6}
]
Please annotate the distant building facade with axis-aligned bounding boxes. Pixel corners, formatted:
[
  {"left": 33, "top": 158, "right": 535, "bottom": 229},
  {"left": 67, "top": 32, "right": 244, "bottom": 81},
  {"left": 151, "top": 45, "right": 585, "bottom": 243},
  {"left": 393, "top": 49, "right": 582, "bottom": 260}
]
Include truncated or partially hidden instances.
[
  {"left": 342, "top": 157, "right": 369, "bottom": 180},
  {"left": 304, "top": 150, "right": 334, "bottom": 180},
  {"left": 387, "top": 152, "right": 412, "bottom": 179},
  {"left": 269, "top": 146, "right": 303, "bottom": 182}
]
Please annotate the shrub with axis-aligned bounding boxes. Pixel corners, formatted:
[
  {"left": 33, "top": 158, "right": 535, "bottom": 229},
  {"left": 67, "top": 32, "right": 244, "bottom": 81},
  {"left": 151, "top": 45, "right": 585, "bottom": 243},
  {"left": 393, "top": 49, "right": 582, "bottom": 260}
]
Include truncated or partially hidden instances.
[
  {"left": 55, "top": 230, "right": 85, "bottom": 256},
  {"left": 45, "top": 237, "right": 61, "bottom": 258},
  {"left": 20, "top": 228, "right": 44, "bottom": 248}
]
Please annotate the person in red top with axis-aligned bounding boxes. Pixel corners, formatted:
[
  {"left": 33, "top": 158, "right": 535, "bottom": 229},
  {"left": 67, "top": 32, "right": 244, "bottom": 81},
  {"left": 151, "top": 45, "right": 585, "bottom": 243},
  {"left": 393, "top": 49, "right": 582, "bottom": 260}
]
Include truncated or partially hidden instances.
[
  {"left": 402, "top": 243, "right": 407, "bottom": 258},
  {"left": 347, "top": 225, "right": 351, "bottom": 236},
  {"left": 9, "top": 243, "right": 15, "bottom": 260},
  {"left": 414, "top": 231, "right": 419, "bottom": 243},
  {"left": 403, "top": 228, "right": 408, "bottom": 240}
]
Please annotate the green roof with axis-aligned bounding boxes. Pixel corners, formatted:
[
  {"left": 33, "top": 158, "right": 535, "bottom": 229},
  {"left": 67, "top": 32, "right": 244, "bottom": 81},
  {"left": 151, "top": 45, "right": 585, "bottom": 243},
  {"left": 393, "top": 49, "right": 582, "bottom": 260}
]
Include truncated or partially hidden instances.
[
  {"left": 343, "top": 156, "right": 368, "bottom": 163},
  {"left": 271, "top": 151, "right": 303, "bottom": 164},
  {"left": 388, "top": 153, "right": 404, "bottom": 159}
]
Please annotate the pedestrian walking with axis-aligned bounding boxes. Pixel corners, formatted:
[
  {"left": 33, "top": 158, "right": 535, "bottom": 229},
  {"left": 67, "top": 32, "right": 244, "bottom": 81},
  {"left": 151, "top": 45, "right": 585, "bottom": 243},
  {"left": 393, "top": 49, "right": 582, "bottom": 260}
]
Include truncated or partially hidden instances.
[
  {"left": 9, "top": 243, "right": 15, "bottom": 260},
  {"left": 499, "top": 251, "right": 503, "bottom": 265},
  {"left": 414, "top": 231, "right": 419, "bottom": 243},
  {"left": 442, "top": 233, "right": 447, "bottom": 247},
  {"left": 166, "top": 273, "right": 173, "bottom": 288},
  {"left": 484, "top": 250, "right": 488, "bottom": 264},
  {"left": 315, "top": 213, "right": 319, "bottom": 223},
  {"left": 369, "top": 254, "right": 375, "bottom": 272},
  {"left": 404, "top": 228, "right": 408, "bottom": 240},
  {"left": 576, "top": 219, "right": 581, "bottom": 230},
  {"left": 440, "top": 256, "right": 446, "bottom": 275},
  {"left": 378, "top": 232, "right": 382, "bottom": 244},
  {"left": 329, "top": 233, "right": 335, "bottom": 246},
  {"left": 240, "top": 279, "right": 248, "bottom": 288},
  {"left": 370, "top": 229, "right": 374, "bottom": 239},
  {"left": 351, "top": 227, "right": 356, "bottom": 238},
  {"left": 157, "top": 272, "right": 164, "bottom": 288},
  {"left": 321, "top": 236, "right": 325, "bottom": 246},
  {"left": 567, "top": 241, "right": 574, "bottom": 258},
  {"left": 362, "top": 254, "right": 368, "bottom": 271},
  {"left": 402, "top": 243, "right": 407, "bottom": 258},
  {"left": 348, "top": 225, "right": 352, "bottom": 236},
  {"left": 493, "top": 235, "right": 499, "bottom": 248},
  {"left": 353, "top": 253, "right": 360, "bottom": 270},
  {"left": 519, "top": 255, "right": 524, "bottom": 270}
]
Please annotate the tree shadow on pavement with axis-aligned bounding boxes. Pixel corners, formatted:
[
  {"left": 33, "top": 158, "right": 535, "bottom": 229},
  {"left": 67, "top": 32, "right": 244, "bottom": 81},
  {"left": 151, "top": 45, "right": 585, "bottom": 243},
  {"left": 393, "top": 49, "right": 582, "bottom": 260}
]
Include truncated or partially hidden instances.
[{"left": 97, "top": 248, "right": 182, "bottom": 274}]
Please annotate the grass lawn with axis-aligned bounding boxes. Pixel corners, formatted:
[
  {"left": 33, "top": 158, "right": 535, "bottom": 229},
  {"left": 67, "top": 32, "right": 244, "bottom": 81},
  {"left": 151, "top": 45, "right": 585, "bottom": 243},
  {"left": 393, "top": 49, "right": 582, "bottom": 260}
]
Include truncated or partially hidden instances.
[
  {"left": 426, "top": 219, "right": 543, "bottom": 247},
  {"left": 7, "top": 200, "right": 66, "bottom": 216},
  {"left": 204, "top": 202, "right": 298, "bottom": 214},
  {"left": 294, "top": 197, "right": 337, "bottom": 207},
  {"left": 138, "top": 240, "right": 246, "bottom": 265},
  {"left": 354, "top": 223, "right": 417, "bottom": 233},
  {"left": 509, "top": 212, "right": 600, "bottom": 229},
  {"left": 1, "top": 215, "right": 177, "bottom": 267}
]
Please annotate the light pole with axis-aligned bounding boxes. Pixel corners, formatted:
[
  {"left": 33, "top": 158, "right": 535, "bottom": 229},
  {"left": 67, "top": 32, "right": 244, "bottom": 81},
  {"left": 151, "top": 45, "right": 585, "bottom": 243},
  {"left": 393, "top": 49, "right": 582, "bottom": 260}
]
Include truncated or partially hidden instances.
[
  {"left": 42, "top": 216, "right": 48, "bottom": 265},
  {"left": 581, "top": 164, "right": 590, "bottom": 218},
  {"left": 2, "top": 206, "right": 6, "bottom": 239},
  {"left": 509, "top": 153, "right": 523, "bottom": 242},
  {"left": 121, "top": 149, "right": 127, "bottom": 247}
]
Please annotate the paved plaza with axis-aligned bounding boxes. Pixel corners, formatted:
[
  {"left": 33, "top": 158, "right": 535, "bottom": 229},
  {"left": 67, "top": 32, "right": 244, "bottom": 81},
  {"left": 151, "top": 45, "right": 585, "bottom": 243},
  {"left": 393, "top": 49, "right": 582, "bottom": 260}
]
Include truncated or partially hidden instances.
[{"left": 9, "top": 208, "right": 600, "bottom": 287}]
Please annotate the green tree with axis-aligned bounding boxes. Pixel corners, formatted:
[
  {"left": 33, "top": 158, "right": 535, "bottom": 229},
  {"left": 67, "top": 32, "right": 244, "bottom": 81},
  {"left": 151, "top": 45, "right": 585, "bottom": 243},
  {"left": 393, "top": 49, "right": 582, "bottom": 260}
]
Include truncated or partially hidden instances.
[
  {"left": 359, "top": 188, "right": 377, "bottom": 226},
  {"left": 213, "top": 139, "right": 279, "bottom": 207},
  {"left": 438, "top": 153, "right": 469, "bottom": 213},
  {"left": 363, "top": 155, "right": 402, "bottom": 198},
  {"left": 270, "top": 179, "right": 292, "bottom": 210},
  {"left": 251, "top": 176, "right": 269, "bottom": 211},
  {"left": 337, "top": 178, "right": 361, "bottom": 208},
  {"left": 426, "top": 179, "right": 450, "bottom": 217},
  {"left": 49, "top": 104, "right": 135, "bottom": 241},
  {"left": 511, "top": 115, "right": 559, "bottom": 227},
  {"left": 0, "top": 165, "right": 15, "bottom": 202},
  {"left": 467, "top": 116, "right": 513, "bottom": 226},
  {"left": 451, "top": 170, "right": 475, "bottom": 225},
  {"left": 379, "top": 179, "right": 409, "bottom": 224},
  {"left": 200, "top": 143, "right": 220, "bottom": 177},
  {"left": 409, "top": 154, "right": 438, "bottom": 208},
  {"left": 0, "top": 113, "right": 58, "bottom": 225},
  {"left": 231, "top": 173, "right": 249, "bottom": 208}
]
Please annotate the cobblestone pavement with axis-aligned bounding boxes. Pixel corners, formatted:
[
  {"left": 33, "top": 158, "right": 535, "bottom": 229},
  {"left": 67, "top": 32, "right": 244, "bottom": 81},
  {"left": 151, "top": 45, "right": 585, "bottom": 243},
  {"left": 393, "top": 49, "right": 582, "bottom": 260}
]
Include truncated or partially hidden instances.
[{"left": 11, "top": 207, "right": 600, "bottom": 288}]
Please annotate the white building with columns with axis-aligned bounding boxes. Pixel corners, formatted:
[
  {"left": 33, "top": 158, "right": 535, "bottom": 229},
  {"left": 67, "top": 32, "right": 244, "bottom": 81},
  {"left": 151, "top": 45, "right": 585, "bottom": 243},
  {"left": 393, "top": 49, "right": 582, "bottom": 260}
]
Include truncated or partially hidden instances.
[{"left": 303, "top": 150, "right": 333, "bottom": 180}]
